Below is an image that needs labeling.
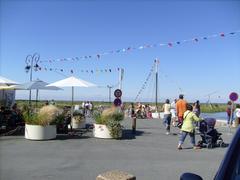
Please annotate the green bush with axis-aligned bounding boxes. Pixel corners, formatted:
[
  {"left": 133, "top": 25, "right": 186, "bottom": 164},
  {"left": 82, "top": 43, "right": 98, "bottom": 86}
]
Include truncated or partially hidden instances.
[
  {"left": 73, "top": 110, "right": 85, "bottom": 122},
  {"left": 93, "top": 107, "right": 124, "bottom": 139},
  {"left": 23, "top": 105, "right": 62, "bottom": 126}
]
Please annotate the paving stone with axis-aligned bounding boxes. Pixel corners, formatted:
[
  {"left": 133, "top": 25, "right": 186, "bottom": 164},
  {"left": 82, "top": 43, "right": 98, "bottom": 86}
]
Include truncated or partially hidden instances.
[{"left": 96, "top": 170, "right": 136, "bottom": 180}]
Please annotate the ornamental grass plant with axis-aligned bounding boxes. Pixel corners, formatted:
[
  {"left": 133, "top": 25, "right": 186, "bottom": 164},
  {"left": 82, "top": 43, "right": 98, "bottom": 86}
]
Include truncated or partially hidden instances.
[
  {"left": 24, "top": 105, "right": 62, "bottom": 126},
  {"left": 93, "top": 107, "right": 124, "bottom": 139},
  {"left": 73, "top": 110, "right": 85, "bottom": 123}
]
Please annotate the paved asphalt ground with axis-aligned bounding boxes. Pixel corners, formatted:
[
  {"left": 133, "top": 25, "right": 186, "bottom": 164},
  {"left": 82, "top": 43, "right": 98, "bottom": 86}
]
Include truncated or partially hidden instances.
[{"left": 0, "top": 118, "right": 236, "bottom": 180}]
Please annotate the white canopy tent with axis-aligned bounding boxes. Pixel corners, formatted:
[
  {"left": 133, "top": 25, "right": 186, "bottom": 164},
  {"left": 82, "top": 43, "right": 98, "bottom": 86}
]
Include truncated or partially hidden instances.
[
  {"left": 0, "top": 76, "right": 18, "bottom": 86},
  {"left": 47, "top": 76, "right": 96, "bottom": 118},
  {"left": 0, "top": 76, "right": 18, "bottom": 107},
  {"left": 13, "top": 79, "right": 62, "bottom": 107}
]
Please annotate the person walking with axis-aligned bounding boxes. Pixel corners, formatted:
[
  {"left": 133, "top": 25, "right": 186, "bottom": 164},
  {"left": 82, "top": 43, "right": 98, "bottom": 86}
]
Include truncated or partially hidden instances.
[
  {"left": 162, "top": 99, "right": 172, "bottom": 135},
  {"left": 226, "top": 101, "right": 234, "bottom": 125},
  {"left": 177, "top": 104, "right": 203, "bottom": 150},
  {"left": 131, "top": 103, "right": 137, "bottom": 134},
  {"left": 176, "top": 94, "right": 187, "bottom": 128},
  {"left": 193, "top": 100, "right": 201, "bottom": 117},
  {"left": 234, "top": 104, "right": 240, "bottom": 127},
  {"left": 193, "top": 100, "right": 201, "bottom": 129},
  {"left": 170, "top": 99, "right": 177, "bottom": 126}
]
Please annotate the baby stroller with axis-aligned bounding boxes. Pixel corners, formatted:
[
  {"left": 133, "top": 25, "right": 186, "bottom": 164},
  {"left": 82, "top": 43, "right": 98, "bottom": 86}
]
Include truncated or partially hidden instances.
[{"left": 197, "top": 118, "right": 225, "bottom": 148}]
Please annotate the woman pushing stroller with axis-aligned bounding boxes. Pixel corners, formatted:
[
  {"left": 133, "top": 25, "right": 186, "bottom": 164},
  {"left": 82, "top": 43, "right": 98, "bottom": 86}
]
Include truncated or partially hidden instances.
[{"left": 177, "top": 104, "right": 203, "bottom": 150}]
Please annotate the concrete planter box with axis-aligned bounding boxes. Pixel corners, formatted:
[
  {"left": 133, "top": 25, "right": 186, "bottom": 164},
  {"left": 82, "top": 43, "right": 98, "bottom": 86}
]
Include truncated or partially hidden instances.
[
  {"left": 93, "top": 123, "right": 122, "bottom": 139},
  {"left": 71, "top": 117, "right": 86, "bottom": 129},
  {"left": 25, "top": 124, "right": 56, "bottom": 140},
  {"left": 93, "top": 124, "right": 112, "bottom": 139}
]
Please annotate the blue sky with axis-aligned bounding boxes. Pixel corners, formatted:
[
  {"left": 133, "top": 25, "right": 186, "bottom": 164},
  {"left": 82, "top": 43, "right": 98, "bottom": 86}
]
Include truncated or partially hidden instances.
[{"left": 0, "top": 0, "right": 240, "bottom": 103}]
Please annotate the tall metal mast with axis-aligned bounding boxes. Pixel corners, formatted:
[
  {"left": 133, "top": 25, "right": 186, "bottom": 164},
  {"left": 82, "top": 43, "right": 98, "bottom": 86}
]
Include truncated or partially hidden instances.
[{"left": 155, "top": 59, "right": 159, "bottom": 112}]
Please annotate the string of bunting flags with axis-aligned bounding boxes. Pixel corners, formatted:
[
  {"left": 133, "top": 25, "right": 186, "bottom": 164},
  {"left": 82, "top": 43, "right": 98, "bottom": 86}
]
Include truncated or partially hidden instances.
[
  {"left": 39, "top": 30, "right": 240, "bottom": 64},
  {"left": 34, "top": 66, "right": 124, "bottom": 74},
  {"left": 135, "top": 62, "right": 155, "bottom": 102}
]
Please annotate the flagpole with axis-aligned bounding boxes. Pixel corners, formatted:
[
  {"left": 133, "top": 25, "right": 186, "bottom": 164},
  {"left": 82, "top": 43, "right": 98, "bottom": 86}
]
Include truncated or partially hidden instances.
[
  {"left": 118, "top": 68, "right": 121, "bottom": 90},
  {"left": 72, "top": 86, "right": 74, "bottom": 117},
  {"left": 155, "top": 59, "right": 159, "bottom": 112},
  {"left": 35, "top": 89, "right": 39, "bottom": 108},
  {"left": 70, "top": 86, "right": 74, "bottom": 132}
]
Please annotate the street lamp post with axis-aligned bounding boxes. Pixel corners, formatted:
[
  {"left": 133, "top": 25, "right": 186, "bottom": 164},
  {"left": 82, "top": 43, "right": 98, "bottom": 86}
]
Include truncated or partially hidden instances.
[
  {"left": 107, "top": 85, "right": 113, "bottom": 103},
  {"left": 25, "top": 53, "right": 40, "bottom": 109}
]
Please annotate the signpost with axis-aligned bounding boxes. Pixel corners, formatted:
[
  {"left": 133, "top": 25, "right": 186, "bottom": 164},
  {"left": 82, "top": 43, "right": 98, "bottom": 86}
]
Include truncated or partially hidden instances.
[
  {"left": 114, "top": 89, "right": 122, "bottom": 98},
  {"left": 229, "top": 92, "right": 238, "bottom": 102},
  {"left": 113, "top": 89, "right": 122, "bottom": 107},
  {"left": 114, "top": 98, "right": 122, "bottom": 107}
]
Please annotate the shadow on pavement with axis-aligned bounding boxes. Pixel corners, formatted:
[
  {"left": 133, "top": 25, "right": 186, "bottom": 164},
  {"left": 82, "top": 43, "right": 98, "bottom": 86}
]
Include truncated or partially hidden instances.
[
  {"left": 56, "top": 134, "right": 91, "bottom": 140},
  {"left": 121, "top": 129, "right": 145, "bottom": 140},
  {"left": 180, "top": 143, "right": 229, "bottom": 150}
]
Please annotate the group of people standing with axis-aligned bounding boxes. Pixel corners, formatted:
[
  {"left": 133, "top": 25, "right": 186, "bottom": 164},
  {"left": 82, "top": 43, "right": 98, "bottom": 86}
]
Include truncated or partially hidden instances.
[
  {"left": 81, "top": 101, "right": 93, "bottom": 117},
  {"left": 162, "top": 94, "right": 202, "bottom": 149},
  {"left": 129, "top": 95, "right": 240, "bottom": 150},
  {"left": 162, "top": 95, "right": 201, "bottom": 132}
]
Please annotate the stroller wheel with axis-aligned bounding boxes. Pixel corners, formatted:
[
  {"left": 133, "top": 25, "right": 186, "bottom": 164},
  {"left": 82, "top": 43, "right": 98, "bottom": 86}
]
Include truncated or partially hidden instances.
[
  {"left": 197, "top": 140, "right": 203, "bottom": 146},
  {"left": 219, "top": 141, "right": 226, "bottom": 148},
  {"left": 207, "top": 143, "right": 213, "bottom": 149}
]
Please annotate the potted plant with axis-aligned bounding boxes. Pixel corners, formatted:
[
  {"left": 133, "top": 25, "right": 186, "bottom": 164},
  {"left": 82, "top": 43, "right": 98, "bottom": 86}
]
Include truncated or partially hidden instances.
[
  {"left": 93, "top": 107, "right": 124, "bottom": 139},
  {"left": 24, "top": 105, "right": 61, "bottom": 140},
  {"left": 71, "top": 110, "right": 85, "bottom": 129}
]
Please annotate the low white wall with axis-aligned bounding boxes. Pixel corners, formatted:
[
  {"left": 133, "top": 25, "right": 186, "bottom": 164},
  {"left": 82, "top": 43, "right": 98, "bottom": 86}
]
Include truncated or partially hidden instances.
[
  {"left": 152, "top": 112, "right": 164, "bottom": 119},
  {"left": 25, "top": 124, "right": 56, "bottom": 140}
]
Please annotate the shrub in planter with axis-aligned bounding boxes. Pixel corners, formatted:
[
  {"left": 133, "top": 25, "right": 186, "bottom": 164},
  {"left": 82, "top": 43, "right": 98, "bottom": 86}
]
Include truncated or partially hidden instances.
[
  {"left": 71, "top": 110, "right": 85, "bottom": 129},
  {"left": 24, "top": 105, "right": 63, "bottom": 140},
  {"left": 93, "top": 107, "right": 124, "bottom": 139},
  {"left": 24, "top": 105, "right": 62, "bottom": 126},
  {"left": 73, "top": 110, "right": 85, "bottom": 122}
]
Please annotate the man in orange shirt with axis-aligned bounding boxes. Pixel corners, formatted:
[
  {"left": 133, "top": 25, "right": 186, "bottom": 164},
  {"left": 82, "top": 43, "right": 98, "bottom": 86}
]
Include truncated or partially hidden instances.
[{"left": 176, "top": 94, "right": 187, "bottom": 126}]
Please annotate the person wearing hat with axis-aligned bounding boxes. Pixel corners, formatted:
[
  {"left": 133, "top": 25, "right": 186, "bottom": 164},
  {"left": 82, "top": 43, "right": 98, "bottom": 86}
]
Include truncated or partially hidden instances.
[{"left": 176, "top": 94, "right": 187, "bottom": 128}]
